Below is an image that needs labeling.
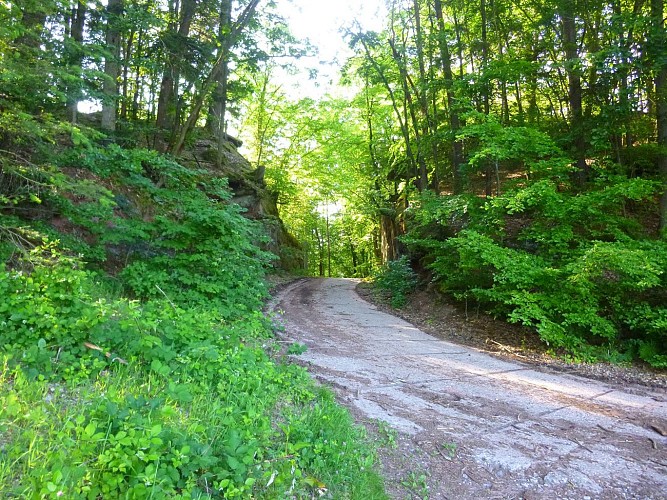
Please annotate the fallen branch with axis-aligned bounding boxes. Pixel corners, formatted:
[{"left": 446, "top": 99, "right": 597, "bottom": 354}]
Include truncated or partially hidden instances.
[
  {"left": 83, "top": 342, "right": 128, "bottom": 365},
  {"left": 155, "top": 284, "right": 177, "bottom": 310}
]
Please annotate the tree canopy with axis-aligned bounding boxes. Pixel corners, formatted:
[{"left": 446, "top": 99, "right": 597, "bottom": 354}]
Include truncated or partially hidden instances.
[
  {"left": 235, "top": 0, "right": 667, "bottom": 366},
  {"left": 1, "top": 0, "right": 666, "bottom": 368}
]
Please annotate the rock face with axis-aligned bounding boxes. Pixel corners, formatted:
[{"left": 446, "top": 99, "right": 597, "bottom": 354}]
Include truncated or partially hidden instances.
[{"left": 181, "top": 138, "right": 304, "bottom": 271}]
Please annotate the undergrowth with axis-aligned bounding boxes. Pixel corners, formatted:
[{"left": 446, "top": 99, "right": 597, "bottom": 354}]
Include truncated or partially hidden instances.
[
  {"left": 404, "top": 176, "right": 667, "bottom": 368},
  {"left": 372, "top": 256, "right": 419, "bottom": 308},
  {"left": 0, "top": 136, "right": 386, "bottom": 498}
]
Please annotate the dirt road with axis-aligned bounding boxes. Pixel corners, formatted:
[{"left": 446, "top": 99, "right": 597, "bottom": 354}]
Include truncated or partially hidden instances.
[{"left": 270, "top": 278, "right": 667, "bottom": 499}]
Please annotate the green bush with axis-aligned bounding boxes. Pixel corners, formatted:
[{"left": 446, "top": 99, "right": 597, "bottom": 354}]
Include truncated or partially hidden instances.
[
  {"left": 373, "top": 255, "right": 419, "bottom": 308},
  {"left": 118, "top": 184, "right": 274, "bottom": 313},
  {"left": 406, "top": 176, "right": 667, "bottom": 366}
]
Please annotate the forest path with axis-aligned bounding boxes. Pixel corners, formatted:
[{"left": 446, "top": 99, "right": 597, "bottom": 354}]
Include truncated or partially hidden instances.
[{"left": 270, "top": 278, "right": 667, "bottom": 499}]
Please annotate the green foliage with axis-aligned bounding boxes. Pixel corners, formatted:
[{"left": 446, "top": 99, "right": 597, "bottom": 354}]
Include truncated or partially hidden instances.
[
  {"left": 287, "top": 342, "right": 308, "bottom": 355},
  {"left": 457, "top": 114, "right": 573, "bottom": 179},
  {"left": 0, "top": 234, "right": 385, "bottom": 498},
  {"left": 50, "top": 144, "right": 274, "bottom": 311},
  {"left": 339, "top": 0, "right": 667, "bottom": 368},
  {"left": 400, "top": 471, "right": 429, "bottom": 499},
  {"left": 407, "top": 177, "right": 667, "bottom": 366},
  {"left": 0, "top": 352, "right": 385, "bottom": 498},
  {"left": 373, "top": 255, "right": 419, "bottom": 308},
  {"left": 0, "top": 130, "right": 386, "bottom": 497},
  {"left": 373, "top": 419, "right": 398, "bottom": 449},
  {"left": 118, "top": 185, "right": 273, "bottom": 313},
  {"left": 240, "top": 91, "right": 379, "bottom": 278},
  {"left": 270, "top": 389, "right": 386, "bottom": 498}
]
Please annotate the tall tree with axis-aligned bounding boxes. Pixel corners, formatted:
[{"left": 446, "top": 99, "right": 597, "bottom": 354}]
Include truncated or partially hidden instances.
[
  {"left": 101, "top": 0, "right": 124, "bottom": 132},
  {"left": 209, "top": 0, "right": 233, "bottom": 154},
  {"left": 154, "top": 0, "right": 198, "bottom": 150},
  {"left": 65, "top": 1, "right": 88, "bottom": 124},
  {"left": 652, "top": 0, "right": 667, "bottom": 231},
  {"left": 558, "top": 0, "right": 588, "bottom": 184},
  {"left": 434, "top": 0, "right": 464, "bottom": 193},
  {"left": 387, "top": 13, "right": 423, "bottom": 192},
  {"left": 171, "top": 0, "right": 261, "bottom": 155},
  {"left": 411, "top": 0, "right": 431, "bottom": 191}
]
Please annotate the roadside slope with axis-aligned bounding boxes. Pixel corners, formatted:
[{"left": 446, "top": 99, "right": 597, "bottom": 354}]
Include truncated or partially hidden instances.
[{"left": 272, "top": 278, "right": 667, "bottom": 499}]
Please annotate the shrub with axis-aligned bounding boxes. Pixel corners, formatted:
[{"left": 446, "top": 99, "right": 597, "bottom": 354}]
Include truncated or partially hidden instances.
[
  {"left": 406, "top": 176, "right": 667, "bottom": 366},
  {"left": 373, "top": 255, "right": 419, "bottom": 308}
]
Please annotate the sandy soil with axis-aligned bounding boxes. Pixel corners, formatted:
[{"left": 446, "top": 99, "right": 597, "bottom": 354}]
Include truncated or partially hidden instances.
[{"left": 269, "top": 278, "right": 667, "bottom": 500}]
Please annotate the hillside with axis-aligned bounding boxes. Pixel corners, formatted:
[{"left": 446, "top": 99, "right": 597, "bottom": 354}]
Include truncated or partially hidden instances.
[{"left": 0, "top": 118, "right": 386, "bottom": 497}]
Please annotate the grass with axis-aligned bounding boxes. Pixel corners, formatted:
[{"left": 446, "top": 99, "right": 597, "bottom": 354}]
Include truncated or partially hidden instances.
[
  {"left": 0, "top": 349, "right": 388, "bottom": 499},
  {"left": 0, "top": 258, "right": 388, "bottom": 498}
]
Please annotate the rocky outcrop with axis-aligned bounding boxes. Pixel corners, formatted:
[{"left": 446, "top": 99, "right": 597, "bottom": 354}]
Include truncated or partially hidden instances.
[{"left": 180, "top": 138, "right": 304, "bottom": 271}]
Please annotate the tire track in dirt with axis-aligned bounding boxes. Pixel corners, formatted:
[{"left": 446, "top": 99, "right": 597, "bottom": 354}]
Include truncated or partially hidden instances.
[{"left": 270, "top": 278, "right": 667, "bottom": 499}]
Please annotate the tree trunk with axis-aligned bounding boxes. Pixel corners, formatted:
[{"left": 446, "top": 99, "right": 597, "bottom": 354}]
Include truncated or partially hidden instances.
[
  {"left": 250, "top": 70, "right": 270, "bottom": 168},
  {"left": 348, "top": 237, "right": 358, "bottom": 275},
  {"left": 452, "top": 11, "right": 465, "bottom": 79},
  {"left": 559, "top": 0, "right": 588, "bottom": 184},
  {"left": 364, "top": 72, "right": 381, "bottom": 173},
  {"left": 388, "top": 35, "right": 423, "bottom": 191},
  {"left": 66, "top": 1, "right": 87, "bottom": 124},
  {"left": 155, "top": 0, "right": 197, "bottom": 151},
  {"left": 120, "top": 29, "right": 134, "bottom": 120},
  {"left": 515, "top": 80, "right": 524, "bottom": 124},
  {"left": 413, "top": 0, "right": 431, "bottom": 191},
  {"left": 481, "top": 0, "right": 494, "bottom": 196},
  {"left": 326, "top": 203, "right": 332, "bottom": 277},
  {"left": 652, "top": 0, "right": 667, "bottom": 231},
  {"left": 131, "top": 29, "right": 145, "bottom": 121},
  {"left": 583, "top": 14, "right": 601, "bottom": 123},
  {"left": 480, "top": 0, "right": 490, "bottom": 116},
  {"left": 101, "top": 0, "right": 123, "bottom": 132},
  {"left": 210, "top": 0, "right": 232, "bottom": 161},
  {"left": 434, "top": 0, "right": 464, "bottom": 193},
  {"left": 352, "top": 33, "right": 417, "bottom": 185},
  {"left": 380, "top": 214, "right": 398, "bottom": 264},
  {"left": 527, "top": 38, "right": 539, "bottom": 125},
  {"left": 314, "top": 227, "right": 324, "bottom": 277}
]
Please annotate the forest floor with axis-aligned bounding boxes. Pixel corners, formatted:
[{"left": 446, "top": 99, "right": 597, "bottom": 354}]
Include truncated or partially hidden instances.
[{"left": 269, "top": 278, "right": 667, "bottom": 499}]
